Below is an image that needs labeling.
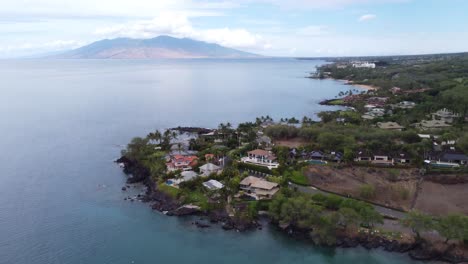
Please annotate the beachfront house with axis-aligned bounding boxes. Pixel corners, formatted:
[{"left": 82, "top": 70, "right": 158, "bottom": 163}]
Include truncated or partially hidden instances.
[
  {"left": 203, "top": 179, "right": 224, "bottom": 190},
  {"left": 241, "top": 149, "right": 279, "bottom": 169},
  {"left": 199, "top": 163, "right": 222, "bottom": 176},
  {"left": 239, "top": 176, "right": 279, "bottom": 200},
  {"left": 426, "top": 151, "right": 468, "bottom": 166},
  {"left": 166, "top": 155, "right": 198, "bottom": 171}
]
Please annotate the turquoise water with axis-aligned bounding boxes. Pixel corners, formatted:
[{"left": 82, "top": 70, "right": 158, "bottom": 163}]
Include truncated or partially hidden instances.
[{"left": 0, "top": 59, "right": 419, "bottom": 264}]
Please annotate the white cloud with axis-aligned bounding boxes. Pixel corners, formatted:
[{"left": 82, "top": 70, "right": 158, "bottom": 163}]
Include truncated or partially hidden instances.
[
  {"left": 0, "top": 40, "right": 82, "bottom": 57},
  {"left": 358, "top": 14, "right": 377, "bottom": 22},
  {"left": 0, "top": 0, "right": 234, "bottom": 20},
  {"left": 94, "top": 13, "right": 271, "bottom": 51},
  {"left": 242, "top": 0, "right": 407, "bottom": 9},
  {"left": 297, "top": 25, "right": 329, "bottom": 36}
]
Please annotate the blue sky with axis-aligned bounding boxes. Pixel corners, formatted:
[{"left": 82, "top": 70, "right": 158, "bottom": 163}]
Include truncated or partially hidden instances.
[{"left": 1, "top": 0, "right": 468, "bottom": 58}]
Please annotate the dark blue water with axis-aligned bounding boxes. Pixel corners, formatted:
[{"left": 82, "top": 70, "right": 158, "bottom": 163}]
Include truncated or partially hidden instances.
[{"left": 0, "top": 59, "right": 419, "bottom": 264}]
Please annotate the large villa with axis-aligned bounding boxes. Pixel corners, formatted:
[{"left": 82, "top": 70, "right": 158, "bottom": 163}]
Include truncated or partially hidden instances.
[
  {"left": 239, "top": 176, "right": 279, "bottom": 200},
  {"left": 241, "top": 149, "right": 280, "bottom": 169}
]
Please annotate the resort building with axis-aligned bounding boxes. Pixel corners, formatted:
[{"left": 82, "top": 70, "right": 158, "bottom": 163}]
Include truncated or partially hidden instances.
[
  {"left": 377, "top": 122, "right": 404, "bottom": 131},
  {"left": 166, "top": 155, "right": 198, "bottom": 171},
  {"left": 352, "top": 62, "right": 376, "bottom": 68},
  {"left": 239, "top": 176, "right": 279, "bottom": 200},
  {"left": 203, "top": 179, "right": 224, "bottom": 190},
  {"left": 199, "top": 163, "right": 222, "bottom": 176},
  {"left": 241, "top": 149, "right": 279, "bottom": 169}
]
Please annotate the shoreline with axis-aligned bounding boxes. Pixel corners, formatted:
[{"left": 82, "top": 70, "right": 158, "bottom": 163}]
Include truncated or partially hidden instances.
[{"left": 116, "top": 154, "right": 467, "bottom": 264}]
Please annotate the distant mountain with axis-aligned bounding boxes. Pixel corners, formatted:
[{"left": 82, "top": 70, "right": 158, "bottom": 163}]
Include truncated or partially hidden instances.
[{"left": 53, "top": 35, "right": 260, "bottom": 59}]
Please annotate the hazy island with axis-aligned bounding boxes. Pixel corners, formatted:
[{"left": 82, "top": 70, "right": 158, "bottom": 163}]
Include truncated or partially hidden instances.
[{"left": 117, "top": 53, "right": 468, "bottom": 263}]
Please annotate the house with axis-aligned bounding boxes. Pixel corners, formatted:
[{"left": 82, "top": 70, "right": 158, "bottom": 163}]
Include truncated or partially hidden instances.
[
  {"left": 355, "top": 150, "right": 372, "bottom": 162},
  {"left": 203, "top": 179, "right": 224, "bottom": 190},
  {"left": 393, "top": 101, "right": 416, "bottom": 109},
  {"left": 425, "top": 151, "right": 468, "bottom": 166},
  {"left": 392, "top": 152, "right": 411, "bottom": 164},
  {"left": 432, "top": 108, "right": 460, "bottom": 123},
  {"left": 328, "top": 151, "right": 343, "bottom": 162},
  {"left": 167, "top": 170, "right": 199, "bottom": 187},
  {"left": 239, "top": 176, "right": 279, "bottom": 200},
  {"left": 205, "top": 153, "right": 215, "bottom": 161},
  {"left": 166, "top": 155, "right": 198, "bottom": 171},
  {"left": 241, "top": 149, "right": 279, "bottom": 169},
  {"left": 181, "top": 170, "right": 199, "bottom": 181},
  {"left": 416, "top": 120, "right": 452, "bottom": 130},
  {"left": 390, "top": 87, "right": 402, "bottom": 94},
  {"left": 372, "top": 152, "right": 393, "bottom": 165},
  {"left": 199, "top": 163, "right": 222, "bottom": 176},
  {"left": 310, "top": 151, "right": 325, "bottom": 160},
  {"left": 256, "top": 135, "right": 273, "bottom": 148},
  {"left": 377, "top": 122, "right": 404, "bottom": 131},
  {"left": 367, "top": 97, "right": 389, "bottom": 107}
]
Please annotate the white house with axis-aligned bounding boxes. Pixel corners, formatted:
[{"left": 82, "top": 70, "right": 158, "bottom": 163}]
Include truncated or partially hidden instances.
[
  {"left": 199, "top": 163, "right": 222, "bottom": 176},
  {"left": 203, "top": 179, "right": 224, "bottom": 190},
  {"left": 241, "top": 149, "right": 279, "bottom": 169}
]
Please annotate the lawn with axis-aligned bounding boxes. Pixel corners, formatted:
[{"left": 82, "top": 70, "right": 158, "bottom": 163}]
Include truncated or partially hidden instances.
[
  {"left": 158, "top": 183, "right": 181, "bottom": 198},
  {"left": 183, "top": 190, "right": 209, "bottom": 210},
  {"left": 289, "top": 170, "right": 309, "bottom": 186},
  {"left": 328, "top": 99, "right": 344, "bottom": 105}
]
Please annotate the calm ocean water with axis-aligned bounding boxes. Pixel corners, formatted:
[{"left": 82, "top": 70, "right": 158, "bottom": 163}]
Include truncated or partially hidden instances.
[{"left": 0, "top": 59, "right": 419, "bottom": 264}]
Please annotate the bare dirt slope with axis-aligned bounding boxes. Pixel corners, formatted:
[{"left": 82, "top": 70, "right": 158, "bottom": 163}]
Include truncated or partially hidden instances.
[
  {"left": 414, "top": 181, "right": 468, "bottom": 216},
  {"left": 304, "top": 165, "right": 419, "bottom": 211}
]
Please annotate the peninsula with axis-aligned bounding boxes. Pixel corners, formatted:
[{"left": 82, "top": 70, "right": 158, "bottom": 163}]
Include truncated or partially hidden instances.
[{"left": 117, "top": 53, "right": 468, "bottom": 263}]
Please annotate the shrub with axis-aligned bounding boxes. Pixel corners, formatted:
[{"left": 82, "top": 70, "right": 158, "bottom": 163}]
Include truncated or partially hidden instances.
[{"left": 359, "top": 184, "right": 376, "bottom": 199}]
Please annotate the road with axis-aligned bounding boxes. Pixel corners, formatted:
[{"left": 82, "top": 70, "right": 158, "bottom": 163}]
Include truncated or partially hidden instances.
[{"left": 289, "top": 182, "right": 407, "bottom": 220}]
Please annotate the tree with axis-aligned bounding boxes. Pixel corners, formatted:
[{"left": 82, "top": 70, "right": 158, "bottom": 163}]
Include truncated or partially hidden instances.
[
  {"left": 338, "top": 207, "right": 362, "bottom": 232},
  {"left": 359, "top": 207, "right": 383, "bottom": 228},
  {"left": 436, "top": 214, "right": 468, "bottom": 243},
  {"left": 401, "top": 211, "right": 434, "bottom": 240}
]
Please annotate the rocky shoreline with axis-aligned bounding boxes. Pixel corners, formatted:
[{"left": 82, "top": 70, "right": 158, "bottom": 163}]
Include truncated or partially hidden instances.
[{"left": 116, "top": 156, "right": 467, "bottom": 263}]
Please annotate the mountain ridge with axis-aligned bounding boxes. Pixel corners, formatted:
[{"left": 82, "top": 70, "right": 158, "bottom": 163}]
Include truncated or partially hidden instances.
[{"left": 53, "top": 35, "right": 261, "bottom": 59}]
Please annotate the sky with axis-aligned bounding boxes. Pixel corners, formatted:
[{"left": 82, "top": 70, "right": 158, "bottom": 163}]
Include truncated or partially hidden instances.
[{"left": 1, "top": 0, "right": 468, "bottom": 58}]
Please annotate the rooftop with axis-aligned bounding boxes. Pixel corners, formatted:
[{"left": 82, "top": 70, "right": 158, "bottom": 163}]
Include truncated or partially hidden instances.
[
  {"left": 377, "top": 122, "right": 404, "bottom": 130},
  {"left": 240, "top": 176, "right": 278, "bottom": 190}
]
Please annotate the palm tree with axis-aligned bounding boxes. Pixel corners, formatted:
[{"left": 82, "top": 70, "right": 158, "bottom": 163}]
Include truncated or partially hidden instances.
[{"left": 154, "top": 130, "right": 162, "bottom": 144}]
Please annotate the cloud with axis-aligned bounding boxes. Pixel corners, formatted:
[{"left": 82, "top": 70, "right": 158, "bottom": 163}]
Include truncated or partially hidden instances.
[
  {"left": 94, "top": 13, "right": 271, "bottom": 50},
  {"left": 297, "top": 25, "right": 329, "bottom": 36},
  {"left": 0, "top": 0, "right": 234, "bottom": 20},
  {"left": 358, "top": 14, "right": 377, "bottom": 22},
  {"left": 243, "top": 0, "right": 407, "bottom": 9},
  {"left": 0, "top": 40, "right": 82, "bottom": 57}
]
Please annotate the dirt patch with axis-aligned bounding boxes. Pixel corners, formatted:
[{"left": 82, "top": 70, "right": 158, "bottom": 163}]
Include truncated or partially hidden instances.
[
  {"left": 304, "top": 165, "right": 420, "bottom": 211},
  {"left": 274, "top": 138, "right": 309, "bottom": 148},
  {"left": 413, "top": 181, "right": 468, "bottom": 216}
]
